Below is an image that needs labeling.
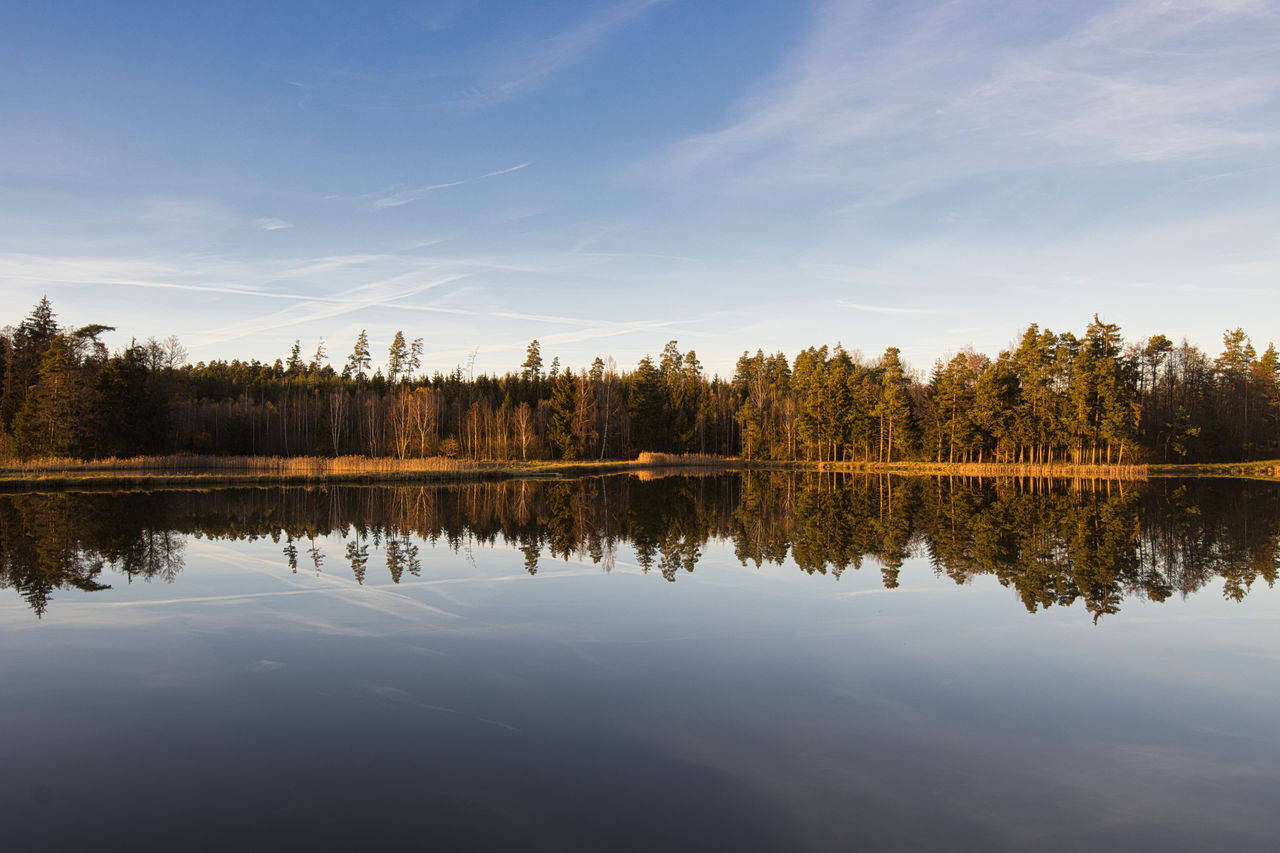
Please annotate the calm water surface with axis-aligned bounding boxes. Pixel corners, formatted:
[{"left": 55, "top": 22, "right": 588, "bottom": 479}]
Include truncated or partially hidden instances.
[{"left": 1, "top": 473, "right": 1277, "bottom": 851}]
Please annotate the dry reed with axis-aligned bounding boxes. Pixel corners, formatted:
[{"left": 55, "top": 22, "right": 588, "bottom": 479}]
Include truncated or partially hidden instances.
[
  {"left": 633, "top": 452, "right": 730, "bottom": 468},
  {"left": 0, "top": 454, "right": 481, "bottom": 480},
  {"left": 814, "top": 460, "right": 1150, "bottom": 480},
  {"left": 7, "top": 452, "right": 1234, "bottom": 486}
]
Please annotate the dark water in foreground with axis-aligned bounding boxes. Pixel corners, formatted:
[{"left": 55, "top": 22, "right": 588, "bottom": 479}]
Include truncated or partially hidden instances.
[{"left": 1, "top": 473, "right": 1277, "bottom": 851}]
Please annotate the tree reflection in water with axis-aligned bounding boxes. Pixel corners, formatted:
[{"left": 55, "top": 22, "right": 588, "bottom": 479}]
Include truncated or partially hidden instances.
[{"left": 1, "top": 474, "right": 1275, "bottom": 619}]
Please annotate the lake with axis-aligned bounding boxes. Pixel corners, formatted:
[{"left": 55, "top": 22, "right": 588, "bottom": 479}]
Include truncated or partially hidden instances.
[{"left": 1, "top": 473, "right": 1277, "bottom": 851}]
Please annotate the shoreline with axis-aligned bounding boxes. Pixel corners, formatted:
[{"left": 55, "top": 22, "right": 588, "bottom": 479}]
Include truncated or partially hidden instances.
[{"left": 0, "top": 453, "right": 1275, "bottom": 490}]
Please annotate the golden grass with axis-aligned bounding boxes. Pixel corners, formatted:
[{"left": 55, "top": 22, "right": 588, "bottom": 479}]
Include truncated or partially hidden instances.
[
  {"left": 633, "top": 452, "right": 732, "bottom": 467},
  {"left": 5, "top": 452, "right": 1274, "bottom": 487},
  {"left": 809, "top": 460, "right": 1151, "bottom": 480},
  {"left": 0, "top": 453, "right": 729, "bottom": 486},
  {"left": 0, "top": 454, "right": 479, "bottom": 474},
  {"left": 0, "top": 454, "right": 495, "bottom": 486}
]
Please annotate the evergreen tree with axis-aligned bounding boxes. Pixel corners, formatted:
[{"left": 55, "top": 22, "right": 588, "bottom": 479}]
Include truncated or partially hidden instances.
[
  {"left": 1011, "top": 325, "right": 1059, "bottom": 463},
  {"left": 1078, "top": 316, "right": 1138, "bottom": 464},
  {"left": 792, "top": 346, "right": 828, "bottom": 460},
  {"left": 345, "top": 330, "right": 372, "bottom": 382},
  {"left": 875, "top": 347, "right": 913, "bottom": 463},
  {"left": 387, "top": 331, "right": 408, "bottom": 384},
  {"left": 971, "top": 357, "right": 1019, "bottom": 462},
  {"left": 733, "top": 350, "right": 769, "bottom": 460},
  {"left": 548, "top": 369, "right": 577, "bottom": 460},
  {"left": 13, "top": 335, "right": 96, "bottom": 458},
  {"left": 286, "top": 340, "right": 305, "bottom": 375},
  {"left": 521, "top": 340, "right": 543, "bottom": 382},
  {"left": 930, "top": 353, "right": 981, "bottom": 463},
  {"left": 1216, "top": 328, "right": 1257, "bottom": 459},
  {"left": 95, "top": 343, "right": 167, "bottom": 456},
  {"left": 630, "top": 356, "right": 665, "bottom": 453},
  {"left": 822, "top": 347, "right": 853, "bottom": 462},
  {"left": 2, "top": 297, "right": 60, "bottom": 429}
]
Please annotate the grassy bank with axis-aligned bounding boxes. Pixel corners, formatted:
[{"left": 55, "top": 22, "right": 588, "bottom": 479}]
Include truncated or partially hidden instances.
[
  {"left": 801, "top": 460, "right": 1152, "bottom": 480},
  {"left": 1147, "top": 460, "right": 1280, "bottom": 480},
  {"left": 0, "top": 452, "right": 745, "bottom": 488},
  {"left": 807, "top": 459, "right": 1280, "bottom": 481},
  {"left": 0, "top": 453, "right": 1276, "bottom": 488}
]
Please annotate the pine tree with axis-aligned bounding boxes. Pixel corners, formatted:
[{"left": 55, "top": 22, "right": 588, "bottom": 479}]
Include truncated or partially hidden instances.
[
  {"left": 387, "top": 331, "right": 408, "bottom": 384},
  {"left": 875, "top": 348, "right": 913, "bottom": 463},
  {"left": 13, "top": 335, "right": 96, "bottom": 458},
  {"left": 822, "top": 347, "right": 853, "bottom": 462},
  {"left": 630, "top": 356, "right": 665, "bottom": 453},
  {"left": 1216, "top": 328, "right": 1256, "bottom": 459},
  {"left": 930, "top": 353, "right": 980, "bottom": 463},
  {"left": 971, "top": 357, "right": 1018, "bottom": 462},
  {"left": 345, "top": 330, "right": 371, "bottom": 382},
  {"left": 3, "top": 297, "right": 60, "bottom": 429},
  {"left": 548, "top": 369, "right": 577, "bottom": 459},
  {"left": 521, "top": 340, "right": 543, "bottom": 382},
  {"left": 792, "top": 346, "right": 827, "bottom": 460},
  {"left": 733, "top": 351, "right": 768, "bottom": 460}
]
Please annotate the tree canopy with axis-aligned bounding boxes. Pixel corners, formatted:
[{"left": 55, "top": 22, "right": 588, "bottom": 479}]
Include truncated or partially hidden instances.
[{"left": 1, "top": 298, "right": 1276, "bottom": 464}]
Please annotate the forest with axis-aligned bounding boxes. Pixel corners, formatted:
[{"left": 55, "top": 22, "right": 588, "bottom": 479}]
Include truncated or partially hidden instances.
[{"left": 1, "top": 296, "right": 1277, "bottom": 464}]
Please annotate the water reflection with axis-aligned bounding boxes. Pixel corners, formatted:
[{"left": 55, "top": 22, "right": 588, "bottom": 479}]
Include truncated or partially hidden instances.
[{"left": 1, "top": 473, "right": 1276, "bottom": 618}]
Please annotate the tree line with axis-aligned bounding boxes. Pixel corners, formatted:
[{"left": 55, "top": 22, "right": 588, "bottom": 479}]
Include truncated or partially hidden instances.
[{"left": 2, "top": 297, "right": 1277, "bottom": 463}]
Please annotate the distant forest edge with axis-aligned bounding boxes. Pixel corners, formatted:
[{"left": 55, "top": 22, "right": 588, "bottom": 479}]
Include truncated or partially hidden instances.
[{"left": 1, "top": 297, "right": 1276, "bottom": 466}]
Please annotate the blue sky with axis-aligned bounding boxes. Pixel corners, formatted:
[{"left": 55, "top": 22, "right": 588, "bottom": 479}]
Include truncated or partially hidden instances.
[{"left": 2, "top": 0, "right": 1278, "bottom": 378}]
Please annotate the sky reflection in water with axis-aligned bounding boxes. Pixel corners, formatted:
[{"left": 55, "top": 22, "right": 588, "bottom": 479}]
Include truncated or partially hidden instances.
[{"left": 1, "top": 474, "right": 1277, "bottom": 851}]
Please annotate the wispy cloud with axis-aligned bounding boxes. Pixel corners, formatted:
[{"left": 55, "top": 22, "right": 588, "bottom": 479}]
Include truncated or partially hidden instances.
[
  {"left": 0, "top": 252, "right": 460, "bottom": 308},
  {"left": 286, "top": 1, "right": 666, "bottom": 112},
  {"left": 479, "top": 161, "right": 530, "bottom": 179},
  {"left": 0, "top": 245, "right": 685, "bottom": 365},
  {"left": 369, "top": 162, "right": 530, "bottom": 210},
  {"left": 370, "top": 180, "right": 468, "bottom": 210},
  {"left": 453, "top": 0, "right": 668, "bottom": 108},
  {"left": 0, "top": 253, "right": 297, "bottom": 300},
  {"left": 252, "top": 217, "right": 293, "bottom": 231},
  {"left": 650, "top": 0, "right": 1280, "bottom": 192},
  {"left": 195, "top": 271, "right": 472, "bottom": 345}
]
